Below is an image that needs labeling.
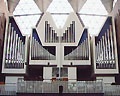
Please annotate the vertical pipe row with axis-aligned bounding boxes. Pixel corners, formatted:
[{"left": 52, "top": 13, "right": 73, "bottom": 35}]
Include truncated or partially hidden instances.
[
  {"left": 62, "top": 21, "right": 75, "bottom": 43},
  {"left": 64, "top": 38, "right": 89, "bottom": 60},
  {"left": 31, "top": 37, "right": 55, "bottom": 60},
  {"left": 96, "top": 25, "right": 115, "bottom": 69},
  {"left": 5, "top": 22, "right": 25, "bottom": 69},
  {"left": 45, "top": 21, "right": 59, "bottom": 43}
]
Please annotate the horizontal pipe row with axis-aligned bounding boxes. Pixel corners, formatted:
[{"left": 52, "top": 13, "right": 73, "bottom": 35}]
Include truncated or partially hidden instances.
[
  {"left": 64, "top": 38, "right": 89, "bottom": 60},
  {"left": 5, "top": 23, "right": 25, "bottom": 69},
  {"left": 45, "top": 21, "right": 59, "bottom": 43},
  {"left": 31, "top": 37, "right": 56, "bottom": 60},
  {"left": 96, "top": 25, "right": 115, "bottom": 69}
]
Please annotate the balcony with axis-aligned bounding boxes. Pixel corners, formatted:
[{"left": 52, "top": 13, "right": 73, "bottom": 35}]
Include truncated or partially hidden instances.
[{"left": 0, "top": 80, "right": 120, "bottom": 95}]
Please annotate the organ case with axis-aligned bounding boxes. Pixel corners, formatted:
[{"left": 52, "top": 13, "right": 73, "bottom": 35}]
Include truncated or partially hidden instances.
[
  {"left": 91, "top": 16, "right": 119, "bottom": 74},
  {"left": 2, "top": 16, "right": 27, "bottom": 74}
]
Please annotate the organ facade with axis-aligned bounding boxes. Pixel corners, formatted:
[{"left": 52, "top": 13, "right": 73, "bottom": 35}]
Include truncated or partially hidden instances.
[
  {"left": 1, "top": 0, "right": 120, "bottom": 95},
  {"left": 1, "top": 12, "right": 119, "bottom": 84},
  {"left": 2, "top": 15, "right": 28, "bottom": 74},
  {"left": 91, "top": 16, "right": 119, "bottom": 74}
]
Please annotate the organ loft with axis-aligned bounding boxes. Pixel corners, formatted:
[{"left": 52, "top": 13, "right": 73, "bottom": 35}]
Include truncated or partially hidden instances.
[{"left": 1, "top": 0, "right": 120, "bottom": 95}]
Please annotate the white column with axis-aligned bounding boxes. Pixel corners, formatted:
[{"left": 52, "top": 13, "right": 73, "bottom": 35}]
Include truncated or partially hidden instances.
[{"left": 68, "top": 67, "right": 76, "bottom": 82}]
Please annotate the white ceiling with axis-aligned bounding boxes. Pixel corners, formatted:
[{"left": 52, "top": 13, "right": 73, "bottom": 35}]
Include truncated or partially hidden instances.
[
  {"left": 13, "top": 0, "right": 41, "bottom": 35},
  {"left": 46, "top": 0, "right": 74, "bottom": 28},
  {"left": 12, "top": 0, "right": 117, "bottom": 36}
]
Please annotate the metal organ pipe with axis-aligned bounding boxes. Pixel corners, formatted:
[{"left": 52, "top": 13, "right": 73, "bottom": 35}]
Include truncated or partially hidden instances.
[
  {"left": 9, "top": 27, "right": 13, "bottom": 64},
  {"left": 45, "top": 21, "right": 59, "bottom": 43},
  {"left": 98, "top": 41, "right": 100, "bottom": 64},
  {"left": 84, "top": 40, "right": 87, "bottom": 59},
  {"left": 95, "top": 22, "right": 116, "bottom": 69},
  {"left": 100, "top": 39, "right": 103, "bottom": 64},
  {"left": 32, "top": 35, "right": 55, "bottom": 60},
  {"left": 64, "top": 36, "right": 89, "bottom": 60},
  {"left": 60, "top": 21, "right": 75, "bottom": 43},
  {"left": 18, "top": 37, "right": 21, "bottom": 65},
  {"left": 110, "top": 25, "right": 115, "bottom": 62},
  {"left": 86, "top": 38, "right": 89, "bottom": 59},
  {"left": 83, "top": 41, "right": 85, "bottom": 59},
  {"left": 11, "top": 29, "right": 15, "bottom": 64},
  {"left": 4, "top": 20, "right": 25, "bottom": 68},
  {"left": 105, "top": 32, "right": 109, "bottom": 63},
  {"left": 50, "top": 27, "right": 52, "bottom": 42},
  {"left": 12, "top": 31, "right": 16, "bottom": 63},
  {"left": 107, "top": 29, "right": 112, "bottom": 62},
  {"left": 15, "top": 34, "right": 18, "bottom": 64},
  {"left": 73, "top": 21, "right": 75, "bottom": 42},
  {"left": 13, "top": 31, "right": 16, "bottom": 64},
  {"left": 102, "top": 36, "right": 106, "bottom": 64},
  {"left": 6, "top": 23, "right": 11, "bottom": 64}
]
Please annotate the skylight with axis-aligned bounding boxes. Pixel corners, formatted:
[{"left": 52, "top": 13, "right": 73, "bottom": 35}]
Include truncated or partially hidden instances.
[
  {"left": 13, "top": 0, "right": 112, "bottom": 36},
  {"left": 51, "top": 15, "right": 69, "bottom": 28},
  {"left": 47, "top": 0, "right": 73, "bottom": 13},
  {"left": 79, "top": 0, "right": 108, "bottom": 36},
  {"left": 47, "top": 0, "right": 74, "bottom": 29},
  {"left": 80, "top": 15, "right": 107, "bottom": 36},
  {"left": 79, "top": 0, "right": 108, "bottom": 15},
  {"left": 13, "top": 0, "right": 41, "bottom": 35},
  {"left": 14, "top": 0, "right": 41, "bottom": 15},
  {"left": 14, "top": 15, "right": 40, "bottom": 35}
]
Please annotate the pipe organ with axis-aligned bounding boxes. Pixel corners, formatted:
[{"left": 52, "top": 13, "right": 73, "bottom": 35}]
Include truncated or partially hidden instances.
[
  {"left": 64, "top": 29, "right": 89, "bottom": 60},
  {"left": 45, "top": 21, "right": 59, "bottom": 43},
  {"left": 61, "top": 21, "right": 75, "bottom": 43},
  {"left": 90, "top": 16, "right": 119, "bottom": 75},
  {"left": 31, "top": 29, "right": 56, "bottom": 60},
  {"left": 1, "top": 11, "right": 119, "bottom": 82},
  {"left": 3, "top": 17, "right": 26, "bottom": 69},
  {"left": 95, "top": 17, "right": 116, "bottom": 69},
  {"left": 45, "top": 21, "right": 75, "bottom": 43}
]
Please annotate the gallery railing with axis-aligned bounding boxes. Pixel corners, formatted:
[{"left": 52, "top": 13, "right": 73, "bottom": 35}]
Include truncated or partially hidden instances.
[
  {"left": 0, "top": 83, "right": 16, "bottom": 95},
  {"left": 17, "top": 79, "right": 103, "bottom": 93},
  {"left": 104, "top": 84, "right": 120, "bottom": 96},
  {"left": 1, "top": 80, "right": 120, "bottom": 95}
]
